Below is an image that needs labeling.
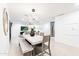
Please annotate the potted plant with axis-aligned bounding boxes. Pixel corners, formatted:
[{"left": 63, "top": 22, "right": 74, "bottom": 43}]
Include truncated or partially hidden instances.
[{"left": 30, "top": 27, "right": 35, "bottom": 36}]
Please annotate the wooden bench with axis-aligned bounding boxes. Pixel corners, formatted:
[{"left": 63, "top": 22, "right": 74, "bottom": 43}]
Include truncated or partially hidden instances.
[{"left": 19, "top": 39, "right": 33, "bottom": 56}]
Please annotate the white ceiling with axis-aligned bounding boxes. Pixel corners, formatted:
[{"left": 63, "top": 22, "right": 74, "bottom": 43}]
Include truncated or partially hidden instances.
[{"left": 7, "top": 3, "right": 79, "bottom": 25}]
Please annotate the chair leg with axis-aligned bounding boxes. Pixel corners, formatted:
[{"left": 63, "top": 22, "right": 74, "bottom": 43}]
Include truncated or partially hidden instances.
[
  {"left": 32, "top": 45, "right": 35, "bottom": 56},
  {"left": 41, "top": 44, "right": 44, "bottom": 56},
  {"left": 49, "top": 49, "right": 51, "bottom": 56},
  {"left": 31, "top": 51, "right": 33, "bottom": 56}
]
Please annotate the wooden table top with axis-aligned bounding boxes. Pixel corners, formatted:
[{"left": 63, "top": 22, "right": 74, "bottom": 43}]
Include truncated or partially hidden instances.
[{"left": 23, "top": 34, "right": 43, "bottom": 45}]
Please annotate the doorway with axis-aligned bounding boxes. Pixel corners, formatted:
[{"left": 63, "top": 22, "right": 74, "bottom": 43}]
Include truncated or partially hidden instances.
[{"left": 50, "top": 22, "right": 55, "bottom": 37}]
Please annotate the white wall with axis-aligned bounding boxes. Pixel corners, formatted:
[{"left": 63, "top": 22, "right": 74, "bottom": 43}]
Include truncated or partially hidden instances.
[
  {"left": 55, "top": 10, "right": 79, "bottom": 47},
  {"left": 0, "top": 4, "right": 9, "bottom": 55},
  {"left": 11, "top": 23, "right": 21, "bottom": 39},
  {"left": 11, "top": 23, "right": 25, "bottom": 46},
  {"left": 39, "top": 22, "right": 50, "bottom": 35}
]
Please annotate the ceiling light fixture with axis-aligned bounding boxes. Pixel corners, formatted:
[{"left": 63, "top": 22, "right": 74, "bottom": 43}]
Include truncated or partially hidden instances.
[
  {"left": 24, "top": 8, "right": 40, "bottom": 25},
  {"left": 32, "top": 8, "right": 35, "bottom": 12}
]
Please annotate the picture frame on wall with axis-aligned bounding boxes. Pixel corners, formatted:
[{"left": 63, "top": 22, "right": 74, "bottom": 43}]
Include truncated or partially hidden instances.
[{"left": 3, "top": 8, "right": 8, "bottom": 36}]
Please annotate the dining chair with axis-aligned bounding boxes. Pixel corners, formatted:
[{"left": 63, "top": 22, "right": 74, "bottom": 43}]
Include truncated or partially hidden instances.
[
  {"left": 35, "top": 32, "right": 39, "bottom": 35},
  {"left": 35, "top": 35, "right": 51, "bottom": 56},
  {"left": 40, "top": 32, "right": 44, "bottom": 36}
]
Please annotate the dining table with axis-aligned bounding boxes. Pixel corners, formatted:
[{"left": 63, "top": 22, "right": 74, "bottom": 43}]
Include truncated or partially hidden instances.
[
  {"left": 23, "top": 33, "right": 43, "bottom": 45},
  {"left": 22, "top": 33, "right": 43, "bottom": 55}
]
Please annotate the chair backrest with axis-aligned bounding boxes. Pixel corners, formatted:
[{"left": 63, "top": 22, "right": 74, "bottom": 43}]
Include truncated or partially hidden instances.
[
  {"left": 42, "top": 35, "right": 50, "bottom": 47},
  {"left": 40, "top": 32, "right": 44, "bottom": 36},
  {"left": 35, "top": 32, "right": 39, "bottom": 35},
  {"left": 43, "top": 35, "right": 50, "bottom": 43}
]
